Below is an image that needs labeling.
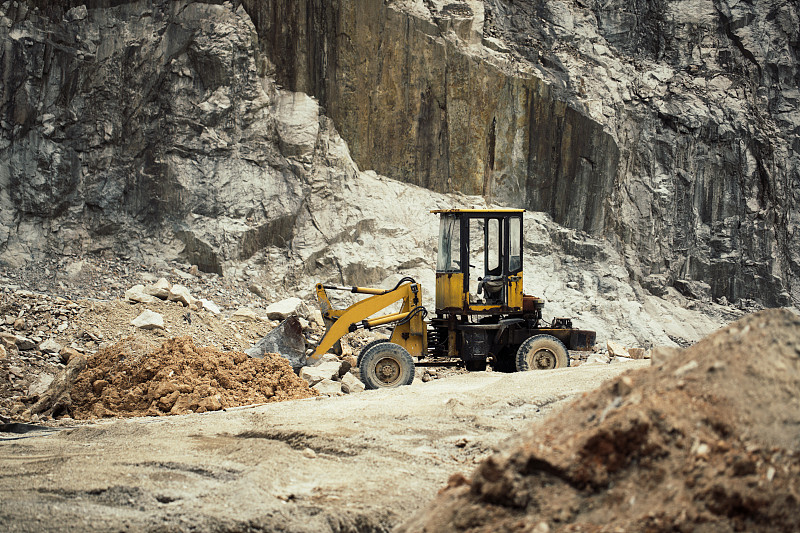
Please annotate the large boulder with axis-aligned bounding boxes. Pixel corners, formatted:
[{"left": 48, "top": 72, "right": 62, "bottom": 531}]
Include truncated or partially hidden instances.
[
  {"left": 264, "top": 297, "right": 303, "bottom": 320},
  {"left": 246, "top": 316, "right": 307, "bottom": 370}
]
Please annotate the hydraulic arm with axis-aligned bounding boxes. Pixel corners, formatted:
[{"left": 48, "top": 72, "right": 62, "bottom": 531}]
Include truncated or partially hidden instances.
[{"left": 309, "top": 277, "right": 428, "bottom": 361}]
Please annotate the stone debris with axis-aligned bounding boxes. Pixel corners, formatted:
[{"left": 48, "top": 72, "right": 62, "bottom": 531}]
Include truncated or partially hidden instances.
[
  {"left": 585, "top": 353, "right": 611, "bottom": 364},
  {"left": 312, "top": 378, "right": 343, "bottom": 396},
  {"left": 131, "top": 310, "right": 164, "bottom": 330},
  {"left": 421, "top": 369, "right": 441, "bottom": 382},
  {"left": 264, "top": 297, "right": 303, "bottom": 320},
  {"left": 341, "top": 372, "right": 365, "bottom": 393},
  {"left": 144, "top": 278, "right": 171, "bottom": 299},
  {"left": 300, "top": 361, "right": 342, "bottom": 386},
  {"left": 232, "top": 307, "right": 262, "bottom": 322},
  {"left": 302, "top": 447, "right": 317, "bottom": 459},
  {"left": 299, "top": 356, "right": 365, "bottom": 395},
  {"left": 124, "top": 284, "right": 160, "bottom": 304},
  {"left": 198, "top": 299, "right": 221, "bottom": 314},
  {"left": 606, "top": 340, "right": 630, "bottom": 358},
  {"left": 14, "top": 336, "right": 37, "bottom": 351},
  {"left": 168, "top": 284, "right": 194, "bottom": 307},
  {"left": 627, "top": 347, "right": 646, "bottom": 359},
  {"left": 38, "top": 339, "right": 62, "bottom": 354},
  {"left": 248, "top": 283, "right": 267, "bottom": 299}
]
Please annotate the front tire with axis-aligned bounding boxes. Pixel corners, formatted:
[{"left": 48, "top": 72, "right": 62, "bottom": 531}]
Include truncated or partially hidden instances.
[
  {"left": 359, "top": 342, "right": 415, "bottom": 389},
  {"left": 516, "top": 335, "right": 569, "bottom": 371},
  {"left": 356, "top": 338, "right": 389, "bottom": 368}
]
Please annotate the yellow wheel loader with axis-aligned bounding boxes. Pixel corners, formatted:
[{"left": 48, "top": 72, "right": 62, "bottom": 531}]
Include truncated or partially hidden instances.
[{"left": 305, "top": 209, "right": 595, "bottom": 389}]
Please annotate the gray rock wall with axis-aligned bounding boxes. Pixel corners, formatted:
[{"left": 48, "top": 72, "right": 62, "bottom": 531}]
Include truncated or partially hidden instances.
[
  {"left": 1, "top": 0, "right": 797, "bottom": 309},
  {"left": 242, "top": 0, "right": 799, "bottom": 306},
  {"left": 0, "top": 0, "right": 310, "bottom": 272}
]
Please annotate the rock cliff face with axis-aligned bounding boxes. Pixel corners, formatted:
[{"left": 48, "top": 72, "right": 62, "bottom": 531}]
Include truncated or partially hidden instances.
[
  {"left": 0, "top": 0, "right": 317, "bottom": 274},
  {"left": 0, "top": 0, "right": 798, "bottom": 313},
  {"left": 242, "top": 0, "right": 800, "bottom": 307}
]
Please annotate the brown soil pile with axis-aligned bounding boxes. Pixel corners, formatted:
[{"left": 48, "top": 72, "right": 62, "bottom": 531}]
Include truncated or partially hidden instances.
[
  {"left": 70, "top": 336, "right": 316, "bottom": 419},
  {"left": 400, "top": 308, "right": 800, "bottom": 533}
]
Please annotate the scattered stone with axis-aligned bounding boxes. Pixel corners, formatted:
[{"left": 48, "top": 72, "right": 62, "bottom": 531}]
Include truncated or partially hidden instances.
[
  {"left": 59, "top": 347, "right": 82, "bottom": 364},
  {"left": 39, "top": 338, "right": 62, "bottom": 354},
  {"left": 125, "top": 284, "right": 160, "bottom": 304},
  {"left": 343, "top": 355, "right": 358, "bottom": 369},
  {"left": 586, "top": 353, "right": 610, "bottom": 364},
  {"left": 168, "top": 284, "right": 193, "bottom": 306},
  {"left": 198, "top": 299, "right": 221, "bottom": 314},
  {"left": 231, "top": 307, "right": 262, "bottom": 322},
  {"left": 248, "top": 283, "right": 266, "bottom": 298},
  {"left": 189, "top": 265, "right": 200, "bottom": 277},
  {"left": 302, "top": 447, "right": 317, "bottom": 459},
  {"left": 310, "top": 310, "right": 325, "bottom": 327},
  {"left": 300, "top": 361, "right": 342, "bottom": 386},
  {"left": 65, "top": 5, "right": 88, "bottom": 22},
  {"left": 15, "top": 336, "right": 37, "bottom": 351},
  {"left": 627, "top": 347, "right": 646, "bottom": 359},
  {"left": 28, "top": 373, "right": 55, "bottom": 397},
  {"left": 144, "top": 278, "right": 171, "bottom": 299},
  {"left": 341, "top": 372, "right": 365, "bottom": 394},
  {"left": 0, "top": 332, "right": 15, "bottom": 348},
  {"left": 606, "top": 340, "right": 630, "bottom": 358},
  {"left": 318, "top": 353, "right": 340, "bottom": 364},
  {"left": 264, "top": 297, "right": 302, "bottom": 320},
  {"left": 131, "top": 310, "right": 165, "bottom": 330},
  {"left": 13, "top": 318, "right": 26, "bottom": 330},
  {"left": 0, "top": 344, "right": 5, "bottom": 359},
  {"left": 312, "top": 378, "right": 343, "bottom": 396}
]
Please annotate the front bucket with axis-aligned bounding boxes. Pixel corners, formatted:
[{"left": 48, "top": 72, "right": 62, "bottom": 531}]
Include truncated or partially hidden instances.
[{"left": 245, "top": 316, "right": 307, "bottom": 372}]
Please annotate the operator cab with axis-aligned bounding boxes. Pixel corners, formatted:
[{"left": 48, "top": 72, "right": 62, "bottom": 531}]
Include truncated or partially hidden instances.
[{"left": 433, "top": 209, "right": 524, "bottom": 314}]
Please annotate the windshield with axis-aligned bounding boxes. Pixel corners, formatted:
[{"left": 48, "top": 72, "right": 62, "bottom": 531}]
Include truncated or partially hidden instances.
[{"left": 437, "top": 215, "right": 461, "bottom": 272}]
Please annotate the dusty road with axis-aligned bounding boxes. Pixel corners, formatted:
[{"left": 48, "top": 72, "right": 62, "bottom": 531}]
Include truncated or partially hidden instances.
[{"left": 1, "top": 362, "right": 647, "bottom": 532}]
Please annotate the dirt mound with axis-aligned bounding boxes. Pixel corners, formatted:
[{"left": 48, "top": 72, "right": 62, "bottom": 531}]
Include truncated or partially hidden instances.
[
  {"left": 70, "top": 337, "right": 316, "bottom": 419},
  {"left": 400, "top": 308, "right": 800, "bottom": 532}
]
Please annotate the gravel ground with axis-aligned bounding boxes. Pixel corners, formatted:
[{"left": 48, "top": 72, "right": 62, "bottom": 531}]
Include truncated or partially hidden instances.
[{"left": 0, "top": 361, "right": 647, "bottom": 532}]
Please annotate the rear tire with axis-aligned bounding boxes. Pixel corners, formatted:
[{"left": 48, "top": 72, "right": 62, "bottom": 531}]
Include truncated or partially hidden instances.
[
  {"left": 359, "top": 342, "right": 415, "bottom": 389},
  {"left": 516, "top": 335, "right": 569, "bottom": 371},
  {"left": 356, "top": 338, "right": 389, "bottom": 368}
]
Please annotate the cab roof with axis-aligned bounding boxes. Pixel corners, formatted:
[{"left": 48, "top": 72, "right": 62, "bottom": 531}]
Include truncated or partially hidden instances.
[{"left": 430, "top": 208, "right": 525, "bottom": 214}]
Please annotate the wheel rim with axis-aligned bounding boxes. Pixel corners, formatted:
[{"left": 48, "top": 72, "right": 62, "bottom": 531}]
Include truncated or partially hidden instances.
[
  {"left": 529, "top": 348, "right": 556, "bottom": 370},
  {"left": 375, "top": 357, "right": 402, "bottom": 385}
]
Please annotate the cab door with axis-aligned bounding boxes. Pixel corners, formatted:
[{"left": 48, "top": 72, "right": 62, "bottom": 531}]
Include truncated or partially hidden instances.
[{"left": 505, "top": 215, "right": 523, "bottom": 310}]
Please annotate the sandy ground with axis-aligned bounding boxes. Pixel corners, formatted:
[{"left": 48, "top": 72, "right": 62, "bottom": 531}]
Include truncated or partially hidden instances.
[{"left": 0, "top": 361, "right": 647, "bottom": 532}]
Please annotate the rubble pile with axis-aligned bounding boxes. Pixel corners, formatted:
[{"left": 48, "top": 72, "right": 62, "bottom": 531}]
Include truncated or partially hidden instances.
[
  {"left": 298, "top": 354, "right": 365, "bottom": 396},
  {"left": 70, "top": 336, "right": 316, "bottom": 419},
  {"left": 400, "top": 308, "right": 800, "bottom": 532}
]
